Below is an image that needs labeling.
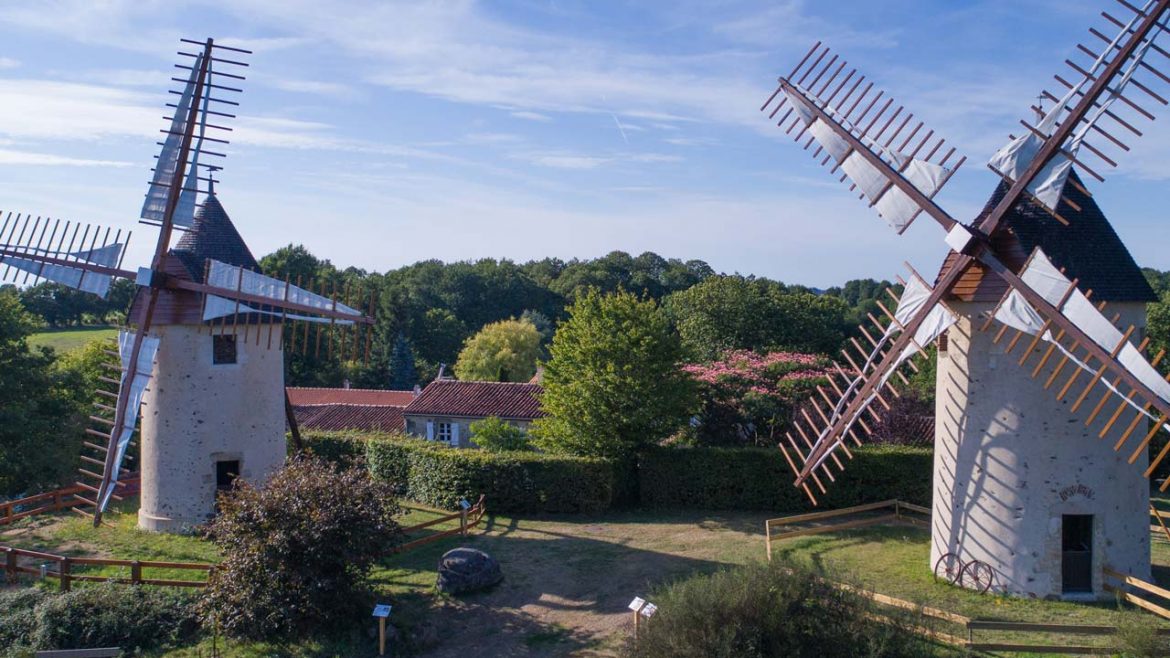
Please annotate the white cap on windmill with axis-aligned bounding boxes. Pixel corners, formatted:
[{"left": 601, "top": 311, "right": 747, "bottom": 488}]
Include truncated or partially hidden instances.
[{"left": 782, "top": 86, "right": 951, "bottom": 233}]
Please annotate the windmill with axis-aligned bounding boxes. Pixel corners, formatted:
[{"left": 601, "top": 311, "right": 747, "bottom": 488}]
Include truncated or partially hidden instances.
[
  {"left": 0, "top": 39, "right": 375, "bottom": 531},
  {"left": 761, "top": 1, "right": 1170, "bottom": 598}
]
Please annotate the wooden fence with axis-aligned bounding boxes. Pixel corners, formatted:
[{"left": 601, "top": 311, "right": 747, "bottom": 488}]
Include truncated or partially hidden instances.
[
  {"left": 391, "top": 495, "right": 487, "bottom": 554},
  {"left": 1104, "top": 566, "right": 1170, "bottom": 621},
  {"left": 2, "top": 545, "right": 212, "bottom": 590},
  {"left": 1, "top": 477, "right": 140, "bottom": 526},
  {"left": 764, "top": 499, "right": 929, "bottom": 560}
]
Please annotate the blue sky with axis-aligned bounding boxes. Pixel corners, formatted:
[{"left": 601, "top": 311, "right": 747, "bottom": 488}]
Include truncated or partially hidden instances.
[{"left": 0, "top": 0, "right": 1167, "bottom": 288}]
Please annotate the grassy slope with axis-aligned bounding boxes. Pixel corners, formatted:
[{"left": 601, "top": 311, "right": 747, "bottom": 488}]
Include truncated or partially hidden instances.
[{"left": 27, "top": 326, "right": 117, "bottom": 353}]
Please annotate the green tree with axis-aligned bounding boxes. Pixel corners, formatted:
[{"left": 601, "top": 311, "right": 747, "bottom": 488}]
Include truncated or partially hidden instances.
[
  {"left": 200, "top": 456, "right": 402, "bottom": 640},
  {"left": 387, "top": 332, "right": 418, "bottom": 389},
  {"left": 454, "top": 318, "right": 542, "bottom": 382},
  {"left": 469, "top": 416, "right": 531, "bottom": 451},
  {"left": 0, "top": 290, "right": 84, "bottom": 495},
  {"left": 664, "top": 276, "right": 848, "bottom": 360},
  {"left": 533, "top": 289, "right": 697, "bottom": 458}
]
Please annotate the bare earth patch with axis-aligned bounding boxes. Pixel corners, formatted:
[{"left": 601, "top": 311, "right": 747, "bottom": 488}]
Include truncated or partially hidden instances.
[{"left": 375, "top": 510, "right": 770, "bottom": 657}]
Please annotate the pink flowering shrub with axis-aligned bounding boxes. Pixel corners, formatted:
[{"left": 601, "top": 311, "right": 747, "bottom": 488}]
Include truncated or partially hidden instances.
[{"left": 683, "top": 350, "right": 832, "bottom": 447}]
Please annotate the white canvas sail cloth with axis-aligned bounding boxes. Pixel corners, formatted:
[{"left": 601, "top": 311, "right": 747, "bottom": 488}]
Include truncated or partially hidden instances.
[
  {"left": 141, "top": 53, "right": 204, "bottom": 229},
  {"left": 987, "top": 0, "right": 1165, "bottom": 211},
  {"left": 202, "top": 260, "right": 362, "bottom": 323},
  {"left": 806, "top": 275, "right": 957, "bottom": 473},
  {"left": 783, "top": 87, "right": 951, "bottom": 234},
  {"left": 993, "top": 248, "right": 1170, "bottom": 428},
  {"left": 0, "top": 242, "right": 124, "bottom": 298},
  {"left": 99, "top": 330, "right": 161, "bottom": 512}
]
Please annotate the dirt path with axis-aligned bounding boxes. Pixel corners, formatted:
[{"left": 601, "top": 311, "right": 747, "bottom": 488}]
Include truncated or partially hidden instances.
[{"left": 381, "top": 510, "right": 770, "bottom": 657}]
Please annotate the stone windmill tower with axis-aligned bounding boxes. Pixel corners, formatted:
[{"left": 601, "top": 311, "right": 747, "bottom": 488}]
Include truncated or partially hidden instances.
[
  {"left": 0, "top": 39, "right": 373, "bottom": 532},
  {"left": 761, "top": 0, "right": 1170, "bottom": 599}
]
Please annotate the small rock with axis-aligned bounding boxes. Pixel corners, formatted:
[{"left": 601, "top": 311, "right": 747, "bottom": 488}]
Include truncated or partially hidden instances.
[{"left": 436, "top": 547, "right": 503, "bottom": 595}]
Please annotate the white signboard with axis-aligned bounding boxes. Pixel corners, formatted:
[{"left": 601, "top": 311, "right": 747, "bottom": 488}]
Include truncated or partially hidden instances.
[
  {"left": 372, "top": 604, "right": 392, "bottom": 618},
  {"left": 628, "top": 596, "right": 646, "bottom": 612},
  {"left": 639, "top": 603, "right": 658, "bottom": 618},
  {"left": 459, "top": 499, "right": 472, "bottom": 510}
]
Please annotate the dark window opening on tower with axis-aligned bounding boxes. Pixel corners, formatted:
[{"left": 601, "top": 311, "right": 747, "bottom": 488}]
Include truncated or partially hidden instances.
[
  {"left": 216, "top": 459, "right": 240, "bottom": 492},
  {"left": 1062, "top": 514, "right": 1093, "bottom": 593},
  {"left": 213, "top": 334, "right": 237, "bottom": 365}
]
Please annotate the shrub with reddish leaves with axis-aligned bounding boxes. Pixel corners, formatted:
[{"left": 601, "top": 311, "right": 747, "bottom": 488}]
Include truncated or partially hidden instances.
[{"left": 199, "top": 456, "right": 403, "bottom": 640}]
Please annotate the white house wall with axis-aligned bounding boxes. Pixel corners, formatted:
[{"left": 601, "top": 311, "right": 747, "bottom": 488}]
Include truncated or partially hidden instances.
[{"left": 933, "top": 300, "right": 1150, "bottom": 598}]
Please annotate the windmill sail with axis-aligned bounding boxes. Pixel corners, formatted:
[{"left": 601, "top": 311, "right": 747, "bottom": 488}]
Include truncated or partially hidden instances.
[
  {"left": 142, "top": 54, "right": 204, "bottom": 228},
  {"left": 761, "top": 45, "right": 966, "bottom": 235},
  {"left": 201, "top": 259, "right": 363, "bottom": 322},
  {"left": 783, "top": 86, "right": 954, "bottom": 233},
  {"left": 989, "top": 1, "right": 1170, "bottom": 211},
  {"left": 98, "top": 330, "right": 161, "bottom": 511},
  {"left": 0, "top": 214, "right": 128, "bottom": 298}
]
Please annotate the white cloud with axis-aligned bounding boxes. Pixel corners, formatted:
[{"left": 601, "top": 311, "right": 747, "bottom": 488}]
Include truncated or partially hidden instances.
[
  {"left": 0, "top": 148, "right": 133, "bottom": 167},
  {"left": 0, "top": 57, "right": 19, "bottom": 70},
  {"left": 510, "top": 110, "right": 552, "bottom": 122}
]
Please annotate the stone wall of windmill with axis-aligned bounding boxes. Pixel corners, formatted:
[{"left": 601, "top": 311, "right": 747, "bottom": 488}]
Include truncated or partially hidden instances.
[
  {"left": 137, "top": 324, "right": 287, "bottom": 532},
  {"left": 932, "top": 301, "right": 1151, "bottom": 599}
]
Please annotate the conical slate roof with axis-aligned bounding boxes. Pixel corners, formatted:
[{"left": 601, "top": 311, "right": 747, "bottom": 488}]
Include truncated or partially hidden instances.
[
  {"left": 937, "top": 172, "right": 1155, "bottom": 303},
  {"left": 171, "top": 193, "right": 259, "bottom": 282}
]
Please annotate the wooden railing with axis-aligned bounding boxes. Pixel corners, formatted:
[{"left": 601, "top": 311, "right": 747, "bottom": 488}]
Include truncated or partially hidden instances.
[
  {"left": 1104, "top": 566, "right": 1170, "bottom": 620},
  {"left": 391, "top": 495, "right": 487, "bottom": 554},
  {"left": 964, "top": 619, "right": 1170, "bottom": 654},
  {"left": 1, "top": 477, "right": 140, "bottom": 526},
  {"left": 1, "top": 545, "right": 212, "bottom": 590},
  {"left": 764, "top": 499, "right": 929, "bottom": 560}
]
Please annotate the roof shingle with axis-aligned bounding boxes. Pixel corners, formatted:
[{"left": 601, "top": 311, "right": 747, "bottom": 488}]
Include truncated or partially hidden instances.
[
  {"left": 287, "top": 387, "right": 416, "bottom": 407},
  {"left": 403, "top": 380, "right": 545, "bottom": 419},
  {"left": 292, "top": 404, "right": 405, "bottom": 433}
]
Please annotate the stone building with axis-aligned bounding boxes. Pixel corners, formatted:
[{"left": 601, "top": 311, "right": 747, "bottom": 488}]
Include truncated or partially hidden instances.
[
  {"left": 129, "top": 194, "right": 287, "bottom": 532},
  {"left": 287, "top": 386, "right": 415, "bottom": 433},
  {"left": 932, "top": 175, "right": 1157, "bottom": 599}
]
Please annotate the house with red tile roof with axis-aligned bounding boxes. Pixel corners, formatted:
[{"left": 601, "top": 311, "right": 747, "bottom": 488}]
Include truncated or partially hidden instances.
[
  {"left": 402, "top": 379, "right": 545, "bottom": 448},
  {"left": 287, "top": 387, "right": 415, "bottom": 433}
]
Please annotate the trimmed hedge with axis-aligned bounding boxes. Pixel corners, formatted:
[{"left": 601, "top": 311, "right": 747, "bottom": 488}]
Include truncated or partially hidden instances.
[
  {"left": 638, "top": 444, "right": 932, "bottom": 511},
  {"left": 366, "top": 436, "right": 617, "bottom": 514},
  {"left": 302, "top": 431, "right": 932, "bottom": 514}
]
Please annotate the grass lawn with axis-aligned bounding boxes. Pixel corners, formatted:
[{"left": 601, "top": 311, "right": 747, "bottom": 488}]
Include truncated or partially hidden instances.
[
  {"left": 4, "top": 501, "right": 1170, "bottom": 656},
  {"left": 27, "top": 325, "right": 117, "bottom": 353}
]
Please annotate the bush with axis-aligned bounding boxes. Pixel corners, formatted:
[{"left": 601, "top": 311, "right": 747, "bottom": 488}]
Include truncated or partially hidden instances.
[
  {"left": 200, "top": 456, "right": 403, "bottom": 640},
  {"left": 639, "top": 445, "right": 932, "bottom": 511},
  {"left": 469, "top": 416, "right": 531, "bottom": 452},
  {"left": 367, "top": 436, "right": 617, "bottom": 513},
  {"left": 625, "top": 560, "right": 937, "bottom": 658},
  {"left": 0, "top": 583, "right": 199, "bottom": 655}
]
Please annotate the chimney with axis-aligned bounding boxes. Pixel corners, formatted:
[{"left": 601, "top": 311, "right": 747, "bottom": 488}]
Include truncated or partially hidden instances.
[{"left": 343, "top": 378, "right": 351, "bottom": 390}]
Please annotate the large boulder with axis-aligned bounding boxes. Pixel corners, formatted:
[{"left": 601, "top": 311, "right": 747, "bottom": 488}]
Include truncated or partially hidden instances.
[{"left": 436, "top": 547, "right": 503, "bottom": 595}]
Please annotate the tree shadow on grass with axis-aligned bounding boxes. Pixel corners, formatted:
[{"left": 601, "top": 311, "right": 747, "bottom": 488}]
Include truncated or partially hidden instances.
[{"left": 373, "top": 514, "right": 738, "bottom": 657}]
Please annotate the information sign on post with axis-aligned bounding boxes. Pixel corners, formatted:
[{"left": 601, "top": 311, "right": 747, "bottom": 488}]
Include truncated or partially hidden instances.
[{"left": 372, "top": 604, "right": 392, "bottom": 655}]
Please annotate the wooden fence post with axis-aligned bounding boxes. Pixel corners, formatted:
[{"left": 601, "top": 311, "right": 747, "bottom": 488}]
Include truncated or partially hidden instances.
[
  {"left": 765, "top": 520, "right": 773, "bottom": 561},
  {"left": 4, "top": 547, "right": 15, "bottom": 583},
  {"left": 60, "top": 557, "right": 71, "bottom": 592},
  {"left": 460, "top": 509, "right": 468, "bottom": 537},
  {"left": 131, "top": 561, "right": 142, "bottom": 585}
]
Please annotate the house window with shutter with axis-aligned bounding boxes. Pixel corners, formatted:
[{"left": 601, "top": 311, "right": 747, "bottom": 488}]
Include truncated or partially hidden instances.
[{"left": 437, "top": 422, "right": 453, "bottom": 443}]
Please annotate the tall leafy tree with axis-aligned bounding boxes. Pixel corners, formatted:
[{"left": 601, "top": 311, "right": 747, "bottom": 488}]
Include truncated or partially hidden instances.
[
  {"left": 534, "top": 289, "right": 697, "bottom": 458},
  {"left": 454, "top": 318, "right": 542, "bottom": 382},
  {"left": 0, "top": 290, "right": 84, "bottom": 495}
]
